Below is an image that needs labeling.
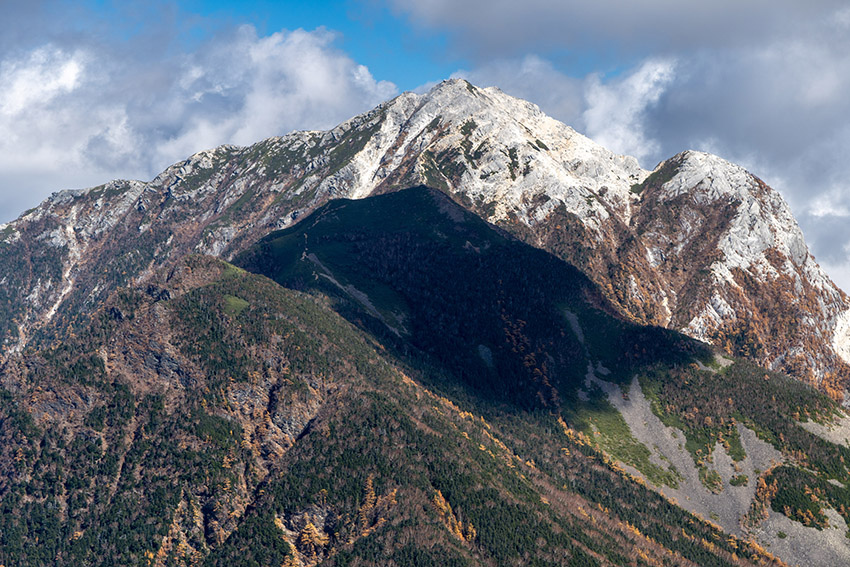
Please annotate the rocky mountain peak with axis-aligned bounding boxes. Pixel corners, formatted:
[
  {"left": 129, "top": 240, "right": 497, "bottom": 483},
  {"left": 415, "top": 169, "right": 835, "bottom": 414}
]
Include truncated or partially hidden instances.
[
  {"left": 631, "top": 150, "right": 850, "bottom": 392},
  {"left": 656, "top": 150, "right": 758, "bottom": 203},
  {"left": 642, "top": 149, "right": 812, "bottom": 273},
  {"left": 321, "top": 78, "right": 648, "bottom": 226}
]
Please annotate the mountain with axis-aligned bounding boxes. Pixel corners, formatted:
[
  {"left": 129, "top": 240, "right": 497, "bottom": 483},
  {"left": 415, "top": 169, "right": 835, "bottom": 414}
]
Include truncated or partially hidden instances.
[
  {"left": 236, "top": 186, "right": 850, "bottom": 566},
  {"left": 0, "top": 79, "right": 847, "bottom": 396},
  {"left": 4, "top": 187, "right": 850, "bottom": 565},
  {"left": 4, "top": 79, "right": 850, "bottom": 565},
  {"left": 0, "top": 190, "right": 809, "bottom": 567}
]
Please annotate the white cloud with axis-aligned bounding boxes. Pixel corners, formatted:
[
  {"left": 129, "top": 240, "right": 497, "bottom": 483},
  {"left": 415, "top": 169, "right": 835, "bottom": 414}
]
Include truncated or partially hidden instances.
[
  {"left": 582, "top": 59, "right": 676, "bottom": 163},
  {"left": 832, "top": 6, "right": 850, "bottom": 28},
  {"left": 0, "top": 46, "right": 83, "bottom": 114},
  {"left": 808, "top": 188, "right": 850, "bottom": 219},
  {"left": 152, "top": 26, "right": 396, "bottom": 164},
  {"left": 0, "top": 25, "right": 397, "bottom": 222}
]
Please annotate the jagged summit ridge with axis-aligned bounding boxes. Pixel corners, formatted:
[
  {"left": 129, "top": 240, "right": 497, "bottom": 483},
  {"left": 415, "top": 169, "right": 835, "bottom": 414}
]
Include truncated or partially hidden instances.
[
  {"left": 308, "top": 78, "right": 647, "bottom": 229},
  {"left": 1, "top": 78, "right": 848, "bottom": 394}
]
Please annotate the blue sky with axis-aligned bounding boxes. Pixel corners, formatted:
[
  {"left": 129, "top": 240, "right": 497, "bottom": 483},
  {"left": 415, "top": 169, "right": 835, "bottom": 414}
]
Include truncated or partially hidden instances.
[
  {"left": 173, "top": 0, "right": 462, "bottom": 89},
  {"left": 3, "top": 0, "right": 850, "bottom": 288}
]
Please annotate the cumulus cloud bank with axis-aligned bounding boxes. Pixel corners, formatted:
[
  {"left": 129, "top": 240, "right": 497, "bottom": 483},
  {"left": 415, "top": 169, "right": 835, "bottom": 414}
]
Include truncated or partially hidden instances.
[
  {"left": 582, "top": 59, "right": 676, "bottom": 163},
  {"left": 0, "top": 20, "right": 395, "bottom": 222}
]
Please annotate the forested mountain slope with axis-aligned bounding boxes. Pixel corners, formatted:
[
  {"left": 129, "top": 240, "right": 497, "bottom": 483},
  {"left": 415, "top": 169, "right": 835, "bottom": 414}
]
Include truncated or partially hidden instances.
[
  {"left": 3, "top": 80, "right": 850, "bottom": 565},
  {"left": 0, "top": 251, "right": 789, "bottom": 567}
]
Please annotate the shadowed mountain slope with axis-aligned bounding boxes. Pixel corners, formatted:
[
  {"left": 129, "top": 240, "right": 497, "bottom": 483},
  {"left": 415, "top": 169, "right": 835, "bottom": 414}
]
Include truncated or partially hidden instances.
[{"left": 236, "top": 186, "right": 707, "bottom": 411}]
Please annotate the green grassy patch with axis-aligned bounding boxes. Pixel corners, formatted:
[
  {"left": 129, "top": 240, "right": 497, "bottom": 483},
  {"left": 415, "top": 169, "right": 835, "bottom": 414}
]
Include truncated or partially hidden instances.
[
  {"left": 730, "top": 474, "right": 749, "bottom": 487},
  {"left": 574, "top": 386, "right": 681, "bottom": 488},
  {"left": 629, "top": 160, "right": 679, "bottom": 196},
  {"left": 505, "top": 147, "right": 519, "bottom": 180},
  {"left": 699, "top": 467, "right": 723, "bottom": 493},
  {"left": 223, "top": 295, "right": 250, "bottom": 317},
  {"left": 726, "top": 426, "right": 747, "bottom": 462}
]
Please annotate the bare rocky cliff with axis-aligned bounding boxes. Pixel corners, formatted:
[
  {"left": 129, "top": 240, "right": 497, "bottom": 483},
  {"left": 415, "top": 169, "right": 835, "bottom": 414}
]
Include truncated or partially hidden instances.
[
  {"left": 632, "top": 151, "right": 850, "bottom": 395},
  {"left": 2, "top": 78, "right": 848, "bottom": 395}
]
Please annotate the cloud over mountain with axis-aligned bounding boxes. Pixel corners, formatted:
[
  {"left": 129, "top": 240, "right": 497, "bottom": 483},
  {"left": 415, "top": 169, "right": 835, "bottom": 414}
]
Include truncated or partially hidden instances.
[
  {"left": 388, "top": 0, "right": 845, "bottom": 57},
  {"left": 0, "top": 6, "right": 395, "bottom": 223}
]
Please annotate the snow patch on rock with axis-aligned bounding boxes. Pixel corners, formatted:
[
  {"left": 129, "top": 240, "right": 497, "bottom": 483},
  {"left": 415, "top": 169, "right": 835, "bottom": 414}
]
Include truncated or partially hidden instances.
[{"left": 44, "top": 205, "right": 82, "bottom": 322}]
